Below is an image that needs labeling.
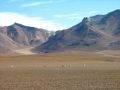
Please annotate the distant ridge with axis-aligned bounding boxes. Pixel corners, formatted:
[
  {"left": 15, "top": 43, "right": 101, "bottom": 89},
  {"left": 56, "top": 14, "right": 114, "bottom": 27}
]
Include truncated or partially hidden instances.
[
  {"left": 0, "top": 23, "right": 52, "bottom": 54},
  {"left": 0, "top": 9, "right": 120, "bottom": 54},
  {"left": 34, "top": 9, "right": 120, "bottom": 53}
]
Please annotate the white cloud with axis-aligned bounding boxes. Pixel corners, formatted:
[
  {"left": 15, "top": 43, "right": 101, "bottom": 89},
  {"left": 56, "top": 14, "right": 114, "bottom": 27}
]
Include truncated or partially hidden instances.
[
  {"left": 21, "top": 2, "right": 43, "bottom": 7},
  {"left": 21, "top": 0, "right": 67, "bottom": 7},
  {"left": 0, "top": 12, "right": 64, "bottom": 31},
  {"left": 54, "top": 11, "right": 99, "bottom": 20},
  {"left": 21, "top": 1, "right": 55, "bottom": 7},
  {"left": 54, "top": 13, "right": 82, "bottom": 20}
]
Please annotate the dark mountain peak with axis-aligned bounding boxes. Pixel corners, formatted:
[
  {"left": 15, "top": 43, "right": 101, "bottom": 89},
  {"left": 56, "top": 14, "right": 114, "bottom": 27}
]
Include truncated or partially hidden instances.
[
  {"left": 82, "top": 17, "right": 90, "bottom": 23},
  {"left": 12, "top": 23, "right": 36, "bottom": 29},
  {"left": 13, "top": 23, "right": 24, "bottom": 27},
  {"left": 34, "top": 9, "right": 120, "bottom": 53},
  {"left": 2, "top": 22, "right": 51, "bottom": 46},
  {"left": 14, "top": 22, "right": 21, "bottom": 25},
  {"left": 69, "top": 17, "right": 90, "bottom": 30}
]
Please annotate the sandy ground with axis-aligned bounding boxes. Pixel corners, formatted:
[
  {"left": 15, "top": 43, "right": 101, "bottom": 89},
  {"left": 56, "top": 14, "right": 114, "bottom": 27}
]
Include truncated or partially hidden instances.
[
  {"left": 13, "top": 47, "right": 36, "bottom": 55},
  {"left": 96, "top": 50, "right": 120, "bottom": 56},
  {"left": 0, "top": 53, "right": 120, "bottom": 90}
]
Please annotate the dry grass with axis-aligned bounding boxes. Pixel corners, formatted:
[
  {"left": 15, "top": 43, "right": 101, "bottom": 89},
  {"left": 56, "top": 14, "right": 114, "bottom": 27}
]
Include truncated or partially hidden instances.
[{"left": 0, "top": 52, "right": 120, "bottom": 90}]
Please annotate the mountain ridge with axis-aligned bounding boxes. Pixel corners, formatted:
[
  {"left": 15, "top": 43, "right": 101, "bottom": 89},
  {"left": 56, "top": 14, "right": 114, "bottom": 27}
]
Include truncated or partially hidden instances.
[
  {"left": 0, "top": 23, "right": 53, "bottom": 54},
  {"left": 0, "top": 9, "right": 120, "bottom": 54},
  {"left": 34, "top": 9, "right": 120, "bottom": 53}
]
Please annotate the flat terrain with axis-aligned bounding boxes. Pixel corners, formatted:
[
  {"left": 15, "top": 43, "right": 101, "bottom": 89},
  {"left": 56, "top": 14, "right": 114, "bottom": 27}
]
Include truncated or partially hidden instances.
[
  {"left": 0, "top": 53, "right": 120, "bottom": 90},
  {"left": 13, "top": 47, "right": 36, "bottom": 55}
]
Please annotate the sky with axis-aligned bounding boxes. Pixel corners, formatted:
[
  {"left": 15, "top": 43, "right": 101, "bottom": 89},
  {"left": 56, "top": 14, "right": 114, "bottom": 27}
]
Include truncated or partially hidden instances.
[{"left": 0, "top": 0, "right": 120, "bottom": 31}]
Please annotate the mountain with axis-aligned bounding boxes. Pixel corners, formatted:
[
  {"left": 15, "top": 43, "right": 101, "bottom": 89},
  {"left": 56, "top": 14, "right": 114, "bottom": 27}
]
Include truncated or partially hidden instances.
[
  {"left": 0, "top": 33, "right": 19, "bottom": 54},
  {"left": 34, "top": 9, "right": 120, "bottom": 53},
  {"left": 1, "top": 23, "right": 51, "bottom": 46},
  {"left": 0, "top": 23, "right": 51, "bottom": 54}
]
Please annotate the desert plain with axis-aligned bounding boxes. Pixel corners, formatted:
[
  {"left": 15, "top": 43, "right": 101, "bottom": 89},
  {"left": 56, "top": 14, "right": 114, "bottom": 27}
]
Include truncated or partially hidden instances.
[{"left": 0, "top": 52, "right": 120, "bottom": 90}]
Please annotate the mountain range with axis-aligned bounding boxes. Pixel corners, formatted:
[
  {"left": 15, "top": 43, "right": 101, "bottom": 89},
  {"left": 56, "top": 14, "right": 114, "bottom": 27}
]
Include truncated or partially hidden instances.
[
  {"left": 34, "top": 9, "right": 120, "bottom": 53},
  {"left": 0, "top": 23, "right": 51, "bottom": 54},
  {"left": 0, "top": 9, "right": 120, "bottom": 54}
]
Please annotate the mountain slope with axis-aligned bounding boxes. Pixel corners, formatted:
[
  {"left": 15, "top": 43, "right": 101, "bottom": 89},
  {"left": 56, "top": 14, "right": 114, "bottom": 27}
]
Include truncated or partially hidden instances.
[
  {"left": 0, "top": 23, "right": 52, "bottom": 54},
  {"left": 1, "top": 23, "right": 51, "bottom": 46},
  {"left": 34, "top": 9, "right": 120, "bottom": 53},
  {"left": 0, "top": 33, "right": 19, "bottom": 53}
]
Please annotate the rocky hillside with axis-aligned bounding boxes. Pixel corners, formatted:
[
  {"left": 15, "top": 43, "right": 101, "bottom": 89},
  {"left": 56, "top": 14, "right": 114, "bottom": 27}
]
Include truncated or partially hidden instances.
[
  {"left": 34, "top": 9, "right": 120, "bottom": 53},
  {"left": 0, "top": 23, "right": 51, "bottom": 54}
]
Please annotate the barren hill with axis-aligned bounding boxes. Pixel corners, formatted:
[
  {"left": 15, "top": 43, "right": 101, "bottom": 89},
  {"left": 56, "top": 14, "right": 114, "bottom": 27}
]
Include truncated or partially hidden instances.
[{"left": 34, "top": 9, "right": 120, "bottom": 53}]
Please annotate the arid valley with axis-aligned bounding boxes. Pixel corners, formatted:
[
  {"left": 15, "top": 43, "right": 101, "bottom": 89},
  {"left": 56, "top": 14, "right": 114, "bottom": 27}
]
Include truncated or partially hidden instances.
[
  {"left": 0, "top": 52, "right": 120, "bottom": 90},
  {"left": 0, "top": 0, "right": 120, "bottom": 89}
]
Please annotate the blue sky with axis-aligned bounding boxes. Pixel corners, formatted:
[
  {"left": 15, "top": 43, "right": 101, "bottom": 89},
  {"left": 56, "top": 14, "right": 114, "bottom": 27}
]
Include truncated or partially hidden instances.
[{"left": 0, "top": 0, "right": 120, "bottom": 31}]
